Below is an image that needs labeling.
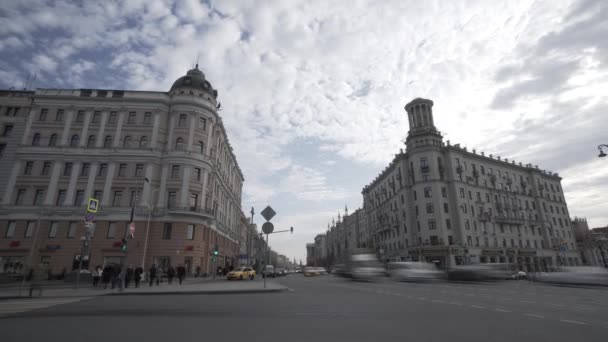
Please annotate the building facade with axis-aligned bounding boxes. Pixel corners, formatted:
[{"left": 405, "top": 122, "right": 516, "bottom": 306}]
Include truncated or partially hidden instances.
[
  {"left": 573, "top": 217, "right": 608, "bottom": 267},
  {"left": 0, "top": 65, "right": 246, "bottom": 277},
  {"left": 360, "top": 98, "right": 579, "bottom": 271}
]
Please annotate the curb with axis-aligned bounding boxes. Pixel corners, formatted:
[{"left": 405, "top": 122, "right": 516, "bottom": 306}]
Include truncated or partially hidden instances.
[{"left": 106, "top": 287, "right": 290, "bottom": 296}]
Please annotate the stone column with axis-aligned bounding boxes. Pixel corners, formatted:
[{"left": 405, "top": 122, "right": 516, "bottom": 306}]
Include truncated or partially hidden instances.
[
  {"left": 1, "top": 162, "right": 22, "bottom": 205},
  {"left": 156, "top": 165, "right": 169, "bottom": 208},
  {"left": 180, "top": 165, "right": 192, "bottom": 208},
  {"left": 60, "top": 107, "right": 75, "bottom": 146},
  {"left": 205, "top": 122, "right": 215, "bottom": 156},
  {"left": 95, "top": 110, "right": 110, "bottom": 147},
  {"left": 101, "top": 162, "right": 116, "bottom": 206},
  {"left": 42, "top": 162, "right": 62, "bottom": 205},
  {"left": 63, "top": 162, "right": 82, "bottom": 205},
  {"left": 83, "top": 163, "right": 99, "bottom": 205},
  {"left": 166, "top": 113, "right": 176, "bottom": 151},
  {"left": 150, "top": 111, "right": 161, "bottom": 149},
  {"left": 20, "top": 106, "right": 38, "bottom": 145},
  {"left": 113, "top": 109, "right": 127, "bottom": 148},
  {"left": 187, "top": 113, "right": 196, "bottom": 151},
  {"left": 199, "top": 169, "right": 209, "bottom": 211},
  {"left": 79, "top": 109, "right": 93, "bottom": 147}
]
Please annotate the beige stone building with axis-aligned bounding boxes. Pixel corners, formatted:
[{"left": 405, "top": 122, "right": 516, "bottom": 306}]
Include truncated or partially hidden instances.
[
  {"left": 361, "top": 98, "right": 580, "bottom": 271},
  {"left": 0, "top": 65, "right": 245, "bottom": 277}
]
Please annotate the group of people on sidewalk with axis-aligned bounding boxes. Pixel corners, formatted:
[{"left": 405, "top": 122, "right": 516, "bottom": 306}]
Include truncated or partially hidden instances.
[
  {"left": 147, "top": 264, "right": 186, "bottom": 286},
  {"left": 92, "top": 264, "right": 144, "bottom": 289}
]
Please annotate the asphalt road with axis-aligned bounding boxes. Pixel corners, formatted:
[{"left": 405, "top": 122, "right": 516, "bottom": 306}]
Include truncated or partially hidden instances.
[{"left": 1, "top": 275, "right": 607, "bottom": 342}]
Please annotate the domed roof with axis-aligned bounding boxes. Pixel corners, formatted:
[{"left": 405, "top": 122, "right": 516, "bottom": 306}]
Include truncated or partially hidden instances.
[{"left": 170, "top": 64, "right": 218, "bottom": 98}]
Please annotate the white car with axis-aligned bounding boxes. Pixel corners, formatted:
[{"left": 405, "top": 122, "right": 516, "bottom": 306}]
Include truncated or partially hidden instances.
[{"left": 388, "top": 262, "right": 444, "bottom": 282}]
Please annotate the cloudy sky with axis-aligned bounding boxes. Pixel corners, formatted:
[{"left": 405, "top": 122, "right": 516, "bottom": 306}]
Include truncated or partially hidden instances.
[{"left": 1, "top": 0, "right": 607, "bottom": 262}]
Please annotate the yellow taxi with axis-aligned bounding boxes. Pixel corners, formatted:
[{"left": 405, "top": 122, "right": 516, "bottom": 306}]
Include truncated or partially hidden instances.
[{"left": 227, "top": 267, "right": 256, "bottom": 280}]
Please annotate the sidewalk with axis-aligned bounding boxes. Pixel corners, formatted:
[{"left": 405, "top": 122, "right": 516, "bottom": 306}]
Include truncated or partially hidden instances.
[{"left": 0, "top": 278, "right": 288, "bottom": 299}]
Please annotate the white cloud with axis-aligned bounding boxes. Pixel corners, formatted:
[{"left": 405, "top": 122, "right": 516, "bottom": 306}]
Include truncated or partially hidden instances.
[{"left": 32, "top": 54, "right": 58, "bottom": 72}]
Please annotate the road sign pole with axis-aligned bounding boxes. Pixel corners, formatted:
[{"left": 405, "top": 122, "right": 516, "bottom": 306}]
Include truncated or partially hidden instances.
[{"left": 264, "top": 233, "right": 269, "bottom": 289}]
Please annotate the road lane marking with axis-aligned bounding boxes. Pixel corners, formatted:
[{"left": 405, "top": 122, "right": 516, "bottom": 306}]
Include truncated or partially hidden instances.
[
  {"left": 449, "top": 302, "right": 462, "bottom": 306},
  {"left": 520, "top": 300, "right": 536, "bottom": 304},
  {"left": 471, "top": 305, "right": 486, "bottom": 309},
  {"left": 560, "top": 319, "right": 587, "bottom": 325},
  {"left": 418, "top": 297, "right": 427, "bottom": 300},
  {"left": 495, "top": 309, "right": 511, "bottom": 312},
  {"left": 524, "top": 314, "right": 545, "bottom": 319},
  {"left": 465, "top": 293, "right": 474, "bottom": 296},
  {"left": 431, "top": 299, "right": 445, "bottom": 303}
]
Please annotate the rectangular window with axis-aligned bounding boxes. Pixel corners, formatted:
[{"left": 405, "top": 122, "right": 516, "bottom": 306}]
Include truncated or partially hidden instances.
[
  {"left": 426, "top": 203, "right": 434, "bottom": 214},
  {"left": 422, "top": 175, "right": 430, "bottom": 182},
  {"left": 55, "top": 109, "right": 64, "bottom": 122},
  {"left": 428, "top": 220, "right": 436, "bottom": 230},
  {"left": 15, "top": 189, "right": 26, "bottom": 205},
  {"left": 129, "top": 190, "right": 137, "bottom": 206},
  {"left": 199, "top": 117, "right": 207, "bottom": 130},
  {"left": 413, "top": 191, "right": 417, "bottom": 201},
  {"left": 56, "top": 190, "right": 66, "bottom": 205},
  {"left": 112, "top": 191, "right": 122, "bottom": 207},
  {"left": 98, "top": 163, "right": 107, "bottom": 177},
  {"left": 178, "top": 114, "right": 187, "bottom": 126},
  {"left": 109, "top": 112, "right": 117, "bottom": 124},
  {"left": 143, "top": 112, "right": 152, "bottom": 125},
  {"left": 420, "top": 157, "right": 429, "bottom": 168},
  {"left": 41, "top": 161, "right": 51, "bottom": 175},
  {"left": 2, "top": 124, "right": 14, "bottom": 137},
  {"left": 24, "top": 161, "right": 33, "bottom": 175},
  {"left": 93, "top": 190, "right": 102, "bottom": 200},
  {"left": 5, "top": 221, "right": 16, "bottom": 237},
  {"left": 118, "top": 163, "right": 127, "bottom": 177},
  {"left": 107, "top": 222, "right": 116, "bottom": 239},
  {"left": 186, "top": 224, "right": 194, "bottom": 240},
  {"left": 448, "top": 235, "right": 454, "bottom": 245},
  {"left": 468, "top": 191, "right": 472, "bottom": 200},
  {"left": 67, "top": 222, "right": 77, "bottom": 238},
  {"left": 81, "top": 163, "right": 90, "bottom": 177},
  {"left": 445, "top": 219, "right": 451, "bottom": 230},
  {"left": 75, "top": 110, "right": 85, "bottom": 123},
  {"left": 127, "top": 112, "right": 136, "bottom": 124},
  {"left": 467, "top": 236, "right": 472, "bottom": 246},
  {"left": 194, "top": 168, "right": 201, "bottom": 181},
  {"left": 25, "top": 221, "right": 36, "bottom": 238},
  {"left": 63, "top": 162, "right": 73, "bottom": 176},
  {"left": 424, "top": 187, "right": 432, "bottom": 198},
  {"left": 189, "top": 193, "right": 198, "bottom": 210},
  {"left": 162, "top": 223, "right": 172, "bottom": 239},
  {"left": 459, "top": 188, "right": 465, "bottom": 198},
  {"left": 92, "top": 111, "right": 101, "bottom": 123},
  {"left": 171, "top": 165, "right": 180, "bottom": 178},
  {"left": 48, "top": 221, "right": 58, "bottom": 238},
  {"left": 74, "top": 190, "right": 84, "bottom": 205},
  {"left": 465, "top": 220, "right": 470, "bottom": 230},
  {"left": 39, "top": 108, "right": 48, "bottom": 121},
  {"left": 167, "top": 191, "right": 176, "bottom": 208},
  {"left": 33, "top": 189, "right": 45, "bottom": 205},
  {"left": 476, "top": 192, "right": 481, "bottom": 201},
  {"left": 443, "top": 203, "right": 449, "bottom": 213},
  {"left": 441, "top": 187, "right": 447, "bottom": 198},
  {"left": 415, "top": 206, "right": 419, "bottom": 217},
  {"left": 475, "top": 237, "right": 480, "bottom": 247},
  {"left": 135, "top": 164, "right": 144, "bottom": 177},
  {"left": 461, "top": 205, "right": 467, "bottom": 214}
]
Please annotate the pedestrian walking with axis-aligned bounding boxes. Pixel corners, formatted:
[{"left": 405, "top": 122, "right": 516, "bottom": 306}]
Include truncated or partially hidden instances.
[
  {"left": 167, "top": 265, "right": 176, "bottom": 284},
  {"left": 125, "top": 266, "right": 134, "bottom": 288},
  {"left": 177, "top": 265, "right": 186, "bottom": 285},
  {"left": 92, "top": 265, "right": 102, "bottom": 287},
  {"left": 111, "top": 265, "right": 121, "bottom": 289},
  {"left": 149, "top": 264, "right": 159, "bottom": 286},
  {"left": 102, "top": 265, "right": 112, "bottom": 289},
  {"left": 134, "top": 267, "right": 143, "bottom": 288}
]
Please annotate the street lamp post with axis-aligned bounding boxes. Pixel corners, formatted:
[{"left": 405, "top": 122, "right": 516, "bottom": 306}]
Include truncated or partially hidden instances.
[
  {"left": 141, "top": 183, "right": 160, "bottom": 274},
  {"left": 598, "top": 144, "right": 608, "bottom": 158}
]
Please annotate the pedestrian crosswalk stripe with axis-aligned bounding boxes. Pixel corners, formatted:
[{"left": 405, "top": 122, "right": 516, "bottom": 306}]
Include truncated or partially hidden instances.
[{"left": 0, "top": 297, "right": 91, "bottom": 317}]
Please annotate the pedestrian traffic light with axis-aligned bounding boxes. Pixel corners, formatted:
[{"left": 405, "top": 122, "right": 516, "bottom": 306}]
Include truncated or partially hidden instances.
[
  {"left": 121, "top": 238, "right": 128, "bottom": 252},
  {"left": 213, "top": 244, "right": 219, "bottom": 256}
]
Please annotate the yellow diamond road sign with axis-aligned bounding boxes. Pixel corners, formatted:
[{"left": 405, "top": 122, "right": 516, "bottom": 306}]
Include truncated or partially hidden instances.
[
  {"left": 260, "top": 206, "right": 276, "bottom": 221},
  {"left": 87, "top": 198, "right": 99, "bottom": 213}
]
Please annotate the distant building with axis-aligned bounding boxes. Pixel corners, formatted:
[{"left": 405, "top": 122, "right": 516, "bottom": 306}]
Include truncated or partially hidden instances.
[
  {"left": 0, "top": 66, "right": 245, "bottom": 277},
  {"left": 360, "top": 98, "right": 579, "bottom": 271},
  {"left": 306, "top": 243, "right": 315, "bottom": 266},
  {"left": 573, "top": 217, "right": 608, "bottom": 267}
]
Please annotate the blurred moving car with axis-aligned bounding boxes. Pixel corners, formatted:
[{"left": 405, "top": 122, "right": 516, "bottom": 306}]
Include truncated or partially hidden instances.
[
  {"left": 447, "top": 264, "right": 512, "bottom": 281},
  {"left": 331, "top": 264, "right": 351, "bottom": 278},
  {"left": 227, "top": 267, "right": 256, "bottom": 280},
  {"left": 349, "top": 253, "right": 385, "bottom": 281},
  {"left": 303, "top": 267, "right": 327, "bottom": 276},
  {"left": 535, "top": 266, "right": 608, "bottom": 286},
  {"left": 262, "top": 265, "right": 275, "bottom": 278},
  {"left": 387, "top": 262, "right": 444, "bottom": 282},
  {"left": 511, "top": 271, "right": 527, "bottom": 280},
  {"left": 275, "top": 268, "right": 287, "bottom": 276}
]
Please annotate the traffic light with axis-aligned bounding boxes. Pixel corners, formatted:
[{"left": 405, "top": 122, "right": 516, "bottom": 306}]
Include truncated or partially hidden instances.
[
  {"left": 290, "top": 226, "right": 294, "bottom": 234},
  {"left": 121, "top": 238, "right": 128, "bottom": 252},
  {"left": 213, "top": 244, "right": 219, "bottom": 256}
]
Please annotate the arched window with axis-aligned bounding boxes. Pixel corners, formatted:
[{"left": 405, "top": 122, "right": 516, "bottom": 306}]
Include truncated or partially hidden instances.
[
  {"left": 70, "top": 134, "right": 79, "bottom": 147},
  {"left": 48, "top": 134, "right": 57, "bottom": 147},
  {"left": 32, "top": 133, "right": 41, "bottom": 146},
  {"left": 198, "top": 141, "right": 205, "bottom": 154},
  {"left": 87, "top": 135, "right": 96, "bottom": 147},
  {"left": 123, "top": 136, "right": 132, "bottom": 148},
  {"left": 175, "top": 137, "right": 184, "bottom": 150},
  {"left": 104, "top": 135, "right": 113, "bottom": 148},
  {"left": 139, "top": 136, "right": 148, "bottom": 148}
]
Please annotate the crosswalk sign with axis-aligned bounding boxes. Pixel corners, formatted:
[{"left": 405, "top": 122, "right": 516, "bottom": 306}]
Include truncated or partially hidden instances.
[{"left": 87, "top": 198, "right": 99, "bottom": 213}]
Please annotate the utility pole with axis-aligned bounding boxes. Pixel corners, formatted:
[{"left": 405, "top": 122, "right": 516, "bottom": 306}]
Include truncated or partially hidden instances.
[
  {"left": 249, "top": 207, "right": 254, "bottom": 266},
  {"left": 118, "top": 180, "right": 143, "bottom": 292}
]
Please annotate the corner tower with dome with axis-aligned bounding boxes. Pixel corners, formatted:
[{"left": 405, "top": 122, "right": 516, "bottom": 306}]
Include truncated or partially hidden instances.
[{"left": 0, "top": 65, "right": 245, "bottom": 276}]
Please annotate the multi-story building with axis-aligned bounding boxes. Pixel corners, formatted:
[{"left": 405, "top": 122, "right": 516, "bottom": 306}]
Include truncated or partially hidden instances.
[
  {"left": 306, "top": 243, "right": 315, "bottom": 266},
  {"left": 0, "top": 65, "right": 246, "bottom": 277},
  {"left": 362, "top": 98, "right": 580, "bottom": 271},
  {"left": 573, "top": 217, "right": 608, "bottom": 267}
]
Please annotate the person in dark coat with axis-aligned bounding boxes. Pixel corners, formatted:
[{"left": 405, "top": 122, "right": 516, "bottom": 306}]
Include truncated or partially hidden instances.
[
  {"left": 177, "top": 265, "right": 186, "bottom": 285},
  {"left": 149, "top": 264, "right": 158, "bottom": 287},
  {"left": 167, "top": 265, "right": 176, "bottom": 285},
  {"left": 111, "top": 265, "right": 121, "bottom": 289},
  {"left": 134, "top": 267, "right": 143, "bottom": 288},
  {"left": 102, "top": 265, "right": 112, "bottom": 289},
  {"left": 125, "top": 266, "right": 134, "bottom": 288}
]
